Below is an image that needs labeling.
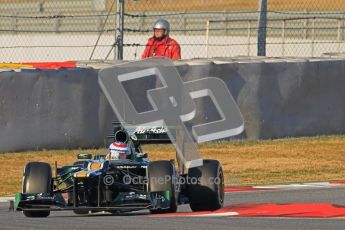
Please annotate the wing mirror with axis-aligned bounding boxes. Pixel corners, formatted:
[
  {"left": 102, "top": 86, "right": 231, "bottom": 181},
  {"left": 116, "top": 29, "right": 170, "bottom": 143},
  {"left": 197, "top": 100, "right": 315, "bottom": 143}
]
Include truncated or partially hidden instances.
[
  {"left": 77, "top": 153, "right": 92, "bottom": 160},
  {"left": 136, "top": 153, "right": 148, "bottom": 158}
]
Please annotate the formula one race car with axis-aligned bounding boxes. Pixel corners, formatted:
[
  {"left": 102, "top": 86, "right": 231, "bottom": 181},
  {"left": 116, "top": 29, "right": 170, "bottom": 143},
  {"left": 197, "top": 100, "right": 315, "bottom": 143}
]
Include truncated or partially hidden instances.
[{"left": 15, "top": 129, "right": 224, "bottom": 217}]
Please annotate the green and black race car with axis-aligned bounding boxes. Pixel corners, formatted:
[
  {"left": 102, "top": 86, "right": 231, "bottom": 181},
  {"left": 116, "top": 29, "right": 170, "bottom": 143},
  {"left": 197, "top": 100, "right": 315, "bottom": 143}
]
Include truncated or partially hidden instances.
[{"left": 15, "top": 129, "right": 224, "bottom": 217}]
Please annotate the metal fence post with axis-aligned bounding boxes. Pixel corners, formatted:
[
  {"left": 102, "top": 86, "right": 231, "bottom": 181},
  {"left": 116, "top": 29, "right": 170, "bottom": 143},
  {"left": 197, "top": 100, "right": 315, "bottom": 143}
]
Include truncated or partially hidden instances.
[
  {"left": 304, "top": 9, "right": 309, "bottom": 39},
  {"left": 223, "top": 9, "right": 228, "bottom": 36},
  {"left": 205, "top": 20, "right": 210, "bottom": 58},
  {"left": 281, "top": 19, "right": 286, "bottom": 57},
  {"left": 311, "top": 18, "right": 315, "bottom": 57},
  {"left": 337, "top": 18, "right": 342, "bottom": 53},
  {"left": 257, "top": 0, "right": 267, "bottom": 56},
  {"left": 115, "top": 0, "right": 124, "bottom": 60},
  {"left": 182, "top": 10, "right": 187, "bottom": 35},
  {"left": 247, "top": 21, "right": 251, "bottom": 56}
]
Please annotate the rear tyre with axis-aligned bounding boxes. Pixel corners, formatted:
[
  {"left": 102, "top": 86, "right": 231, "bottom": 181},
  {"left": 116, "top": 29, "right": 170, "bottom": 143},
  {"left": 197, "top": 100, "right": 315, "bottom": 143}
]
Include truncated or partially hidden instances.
[
  {"left": 23, "top": 210, "right": 50, "bottom": 218},
  {"left": 148, "top": 160, "right": 178, "bottom": 214},
  {"left": 187, "top": 160, "right": 224, "bottom": 212},
  {"left": 22, "top": 162, "right": 52, "bottom": 218}
]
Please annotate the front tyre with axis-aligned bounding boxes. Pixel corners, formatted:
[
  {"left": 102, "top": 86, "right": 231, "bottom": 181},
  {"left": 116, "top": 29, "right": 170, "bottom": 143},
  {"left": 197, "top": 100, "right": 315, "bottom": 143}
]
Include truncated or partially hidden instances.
[{"left": 22, "top": 162, "right": 52, "bottom": 218}]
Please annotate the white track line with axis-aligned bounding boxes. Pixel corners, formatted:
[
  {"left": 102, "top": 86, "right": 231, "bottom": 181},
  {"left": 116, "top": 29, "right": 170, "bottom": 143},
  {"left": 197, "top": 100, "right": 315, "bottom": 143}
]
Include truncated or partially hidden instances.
[
  {"left": 198, "top": 212, "right": 239, "bottom": 217},
  {"left": 223, "top": 182, "right": 345, "bottom": 193},
  {"left": 0, "top": 197, "right": 14, "bottom": 203}
]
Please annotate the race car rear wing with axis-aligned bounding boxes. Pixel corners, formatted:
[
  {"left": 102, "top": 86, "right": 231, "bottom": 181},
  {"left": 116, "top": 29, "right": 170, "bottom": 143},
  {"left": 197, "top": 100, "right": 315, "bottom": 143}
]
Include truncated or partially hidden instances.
[{"left": 106, "top": 121, "right": 171, "bottom": 144}]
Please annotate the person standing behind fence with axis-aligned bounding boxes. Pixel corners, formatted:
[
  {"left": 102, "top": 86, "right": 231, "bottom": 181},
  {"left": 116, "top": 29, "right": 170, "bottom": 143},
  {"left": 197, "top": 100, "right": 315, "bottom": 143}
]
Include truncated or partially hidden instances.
[{"left": 141, "top": 19, "right": 181, "bottom": 60}]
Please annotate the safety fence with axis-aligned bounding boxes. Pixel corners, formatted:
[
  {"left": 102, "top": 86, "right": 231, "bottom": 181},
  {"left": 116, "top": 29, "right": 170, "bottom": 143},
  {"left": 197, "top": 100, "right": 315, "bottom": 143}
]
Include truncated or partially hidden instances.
[{"left": 1, "top": 0, "right": 345, "bottom": 61}]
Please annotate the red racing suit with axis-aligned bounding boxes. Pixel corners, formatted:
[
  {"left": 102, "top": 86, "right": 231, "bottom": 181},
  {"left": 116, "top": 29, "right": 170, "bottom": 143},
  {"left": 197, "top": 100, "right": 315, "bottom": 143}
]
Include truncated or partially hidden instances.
[{"left": 141, "top": 35, "right": 181, "bottom": 60}]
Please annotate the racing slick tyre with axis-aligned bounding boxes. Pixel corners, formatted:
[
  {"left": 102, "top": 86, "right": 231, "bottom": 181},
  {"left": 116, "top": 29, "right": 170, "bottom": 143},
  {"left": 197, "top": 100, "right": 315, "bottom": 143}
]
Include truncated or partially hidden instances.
[
  {"left": 22, "top": 162, "right": 52, "bottom": 218},
  {"left": 148, "top": 160, "right": 178, "bottom": 214},
  {"left": 187, "top": 160, "right": 224, "bottom": 212}
]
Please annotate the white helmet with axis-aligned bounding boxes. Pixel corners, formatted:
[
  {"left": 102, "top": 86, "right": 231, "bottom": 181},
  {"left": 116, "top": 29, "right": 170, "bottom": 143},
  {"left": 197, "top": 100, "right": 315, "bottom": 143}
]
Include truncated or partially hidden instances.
[
  {"left": 153, "top": 19, "right": 170, "bottom": 36},
  {"left": 108, "top": 142, "right": 129, "bottom": 160}
]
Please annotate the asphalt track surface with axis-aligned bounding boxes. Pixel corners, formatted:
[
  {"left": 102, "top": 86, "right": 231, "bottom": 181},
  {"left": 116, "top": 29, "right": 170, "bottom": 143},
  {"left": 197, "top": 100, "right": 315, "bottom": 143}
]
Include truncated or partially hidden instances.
[{"left": 1, "top": 186, "right": 345, "bottom": 230}]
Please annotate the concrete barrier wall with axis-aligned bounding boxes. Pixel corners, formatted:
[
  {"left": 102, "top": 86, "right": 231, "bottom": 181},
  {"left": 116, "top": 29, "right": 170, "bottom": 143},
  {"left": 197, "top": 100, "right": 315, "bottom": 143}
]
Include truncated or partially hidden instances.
[
  {"left": 181, "top": 59, "right": 345, "bottom": 139},
  {"left": 1, "top": 58, "right": 345, "bottom": 152},
  {"left": 0, "top": 68, "right": 116, "bottom": 152}
]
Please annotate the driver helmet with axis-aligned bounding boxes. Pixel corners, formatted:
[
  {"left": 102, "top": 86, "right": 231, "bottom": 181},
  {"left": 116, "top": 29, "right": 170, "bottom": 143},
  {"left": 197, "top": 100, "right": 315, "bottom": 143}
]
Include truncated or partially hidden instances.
[
  {"left": 153, "top": 19, "right": 170, "bottom": 36},
  {"left": 108, "top": 142, "right": 129, "bottom": 160}
]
